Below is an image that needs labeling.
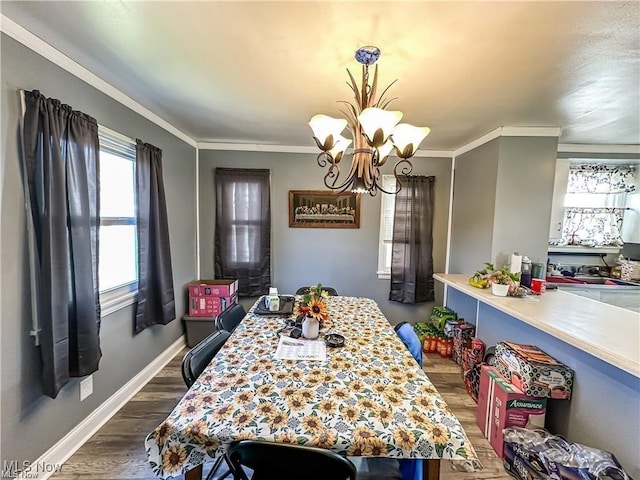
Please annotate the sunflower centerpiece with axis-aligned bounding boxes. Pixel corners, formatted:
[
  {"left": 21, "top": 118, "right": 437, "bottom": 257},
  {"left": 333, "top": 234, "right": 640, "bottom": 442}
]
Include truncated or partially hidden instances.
[{"left": 294, "top": 283, "right": 329, "bottom": 339}]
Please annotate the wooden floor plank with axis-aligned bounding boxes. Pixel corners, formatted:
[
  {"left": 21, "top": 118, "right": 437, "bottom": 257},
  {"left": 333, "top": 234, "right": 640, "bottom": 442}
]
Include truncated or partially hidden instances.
[{"left": 50, "top": 349, "right": 511, "bottom": 480}]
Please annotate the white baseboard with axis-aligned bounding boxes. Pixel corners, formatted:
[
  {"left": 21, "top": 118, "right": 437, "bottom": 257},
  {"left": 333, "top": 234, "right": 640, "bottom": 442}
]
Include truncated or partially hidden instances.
[{"left": 17, "top": 335, "right": 186, "bottom": 480}]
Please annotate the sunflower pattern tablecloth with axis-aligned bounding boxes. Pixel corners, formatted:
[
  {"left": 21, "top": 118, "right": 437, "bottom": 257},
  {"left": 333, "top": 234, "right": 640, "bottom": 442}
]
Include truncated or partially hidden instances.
[{"left": 145, "top": 296, "right": 480, "bottom": 478}]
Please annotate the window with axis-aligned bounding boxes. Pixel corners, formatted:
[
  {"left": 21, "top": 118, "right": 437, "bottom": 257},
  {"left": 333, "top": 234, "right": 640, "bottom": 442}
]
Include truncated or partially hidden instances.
[
  {"left": 215, "top": 168, "right": 271, "bottom": 296},
  {"left": 552, "top": 164, "right": 636, "bottom": 248},
  {"left": 98, "top": 126, "right": 138, "bottom": 313},
  {"left": 377, "top": 175, "right": 396, "bottom": 279}
]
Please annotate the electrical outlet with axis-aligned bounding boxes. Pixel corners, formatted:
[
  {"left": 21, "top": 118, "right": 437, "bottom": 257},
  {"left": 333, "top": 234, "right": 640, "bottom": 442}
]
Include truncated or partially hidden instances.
[{"left": 80, "top": 375, "right": 93, "bottom": 401}]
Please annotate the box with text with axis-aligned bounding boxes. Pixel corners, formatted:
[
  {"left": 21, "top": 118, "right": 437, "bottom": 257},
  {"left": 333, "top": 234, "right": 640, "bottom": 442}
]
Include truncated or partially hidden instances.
[
  {"left": 494, "top": 341, "right": 574, "bottom": 400},
  {"left": 188, "top": 279, "right": 239, "bottom": 298},
  {"left": 477, "top": 365, "right": 547, "bottom": 458}
]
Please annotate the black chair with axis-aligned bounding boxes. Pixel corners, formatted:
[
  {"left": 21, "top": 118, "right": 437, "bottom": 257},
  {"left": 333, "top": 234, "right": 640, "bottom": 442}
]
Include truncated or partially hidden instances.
[
  {"left": 181, "top": 329, "right": 231, "bottom": 388},
  {"left": 295, "top": 286, "right": 339, "bottom": 296},
  {"left": 181, "top": 329, "right": 233, "bottom": 479},
  {"left": 227, "top": 440, "right": 357, "bottom": 480},
  {"left": 215, "top": 303, "right": 246, "bottom": 333}
]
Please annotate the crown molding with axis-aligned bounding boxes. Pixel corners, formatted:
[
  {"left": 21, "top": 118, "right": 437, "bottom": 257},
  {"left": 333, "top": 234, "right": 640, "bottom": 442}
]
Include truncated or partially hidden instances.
[
  {"left": 198, "top": 142, "right": 454, "bottom": 158},
  {"left": 1, "top": 14, "right": 197, "bottom": 148},
  {"left": 453, "top": 126, "right": 562, "bottom": 157},
  {"left": 198, "top": 143, "right": 318, "bottom": 153},
  {"left": 558, "top": 144, "right": 640, "bottom": 154}
]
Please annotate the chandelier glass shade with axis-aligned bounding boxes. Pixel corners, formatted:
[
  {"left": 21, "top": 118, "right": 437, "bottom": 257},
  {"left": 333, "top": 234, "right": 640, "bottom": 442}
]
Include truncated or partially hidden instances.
[{"left": 309, "top": 46, "right": 430, "bottom": 195}]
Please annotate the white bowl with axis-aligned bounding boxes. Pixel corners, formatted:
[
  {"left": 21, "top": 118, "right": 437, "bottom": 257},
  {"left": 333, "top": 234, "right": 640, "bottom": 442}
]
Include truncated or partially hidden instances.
[{"left": 491, "top": 283, "right": 510, "bottom": 297}]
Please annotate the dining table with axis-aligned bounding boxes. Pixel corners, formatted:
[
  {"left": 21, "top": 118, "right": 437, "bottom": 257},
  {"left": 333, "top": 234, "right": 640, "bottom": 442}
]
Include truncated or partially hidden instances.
[{"left": 145, "top": 295, "right": 481, "bottom": 480}]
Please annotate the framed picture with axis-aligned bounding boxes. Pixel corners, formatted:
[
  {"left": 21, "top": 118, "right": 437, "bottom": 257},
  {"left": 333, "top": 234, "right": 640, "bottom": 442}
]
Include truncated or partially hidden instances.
[{"left": 289, "top": 190, "right": 361, "bottom": 228}]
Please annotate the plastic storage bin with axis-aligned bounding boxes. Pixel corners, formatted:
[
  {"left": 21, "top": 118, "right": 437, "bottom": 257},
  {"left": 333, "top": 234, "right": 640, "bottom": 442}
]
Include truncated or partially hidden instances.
[{"left": 183, "top": 315, "right": 217, "bottom": 348}]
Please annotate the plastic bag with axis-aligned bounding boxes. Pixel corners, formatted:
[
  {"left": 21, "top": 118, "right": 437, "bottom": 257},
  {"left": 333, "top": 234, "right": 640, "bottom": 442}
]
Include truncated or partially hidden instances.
[{"left": 502, "top": 427, "right": 634, "bottom": 480}]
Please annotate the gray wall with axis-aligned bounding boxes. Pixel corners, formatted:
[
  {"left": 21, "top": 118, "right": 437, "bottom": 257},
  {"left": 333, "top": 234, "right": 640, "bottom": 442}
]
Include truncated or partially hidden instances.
[
  {"left": 493, "top": 136, "right": 558, "bottom": 266},
  {"left": 450, "top": 136, "right": 558, "bottom": 275},
  {"left": 1, "top": 34, "right": 196, "bottom": 465},
  {"left": 449, "top": 140, "right": 499, "bottom": 275},
  {"left": 198, "top": 150, "right": 452, "bottom": 325}
]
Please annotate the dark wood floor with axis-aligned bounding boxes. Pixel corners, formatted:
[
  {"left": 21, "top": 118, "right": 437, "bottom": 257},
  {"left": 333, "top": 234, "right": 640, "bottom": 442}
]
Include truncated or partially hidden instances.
[{"left": 50, "top": 350, "right": 511, "bottom": 480}]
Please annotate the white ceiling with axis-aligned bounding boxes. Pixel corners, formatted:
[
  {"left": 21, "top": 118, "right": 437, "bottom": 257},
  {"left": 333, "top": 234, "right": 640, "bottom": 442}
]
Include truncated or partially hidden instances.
[{"left": 2, "top": 1, "right": 639, "bottom": 151}]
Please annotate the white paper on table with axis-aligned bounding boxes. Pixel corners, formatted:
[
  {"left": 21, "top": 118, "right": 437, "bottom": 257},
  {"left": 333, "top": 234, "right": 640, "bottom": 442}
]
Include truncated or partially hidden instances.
[{"left": 274, "top": 336, "right": 327, "bottom": 361}]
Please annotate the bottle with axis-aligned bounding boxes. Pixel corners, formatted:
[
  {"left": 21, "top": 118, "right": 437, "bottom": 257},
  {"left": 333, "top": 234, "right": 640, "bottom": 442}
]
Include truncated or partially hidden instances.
[
  {"left": 268, "top": 287, "right": 280, "bottom": 312},
  {"left": 521, "top": 256, "right": 532, "bottom": 288},
  {"left": 510, "top": 252, "right": 523, "bottom": 275}
]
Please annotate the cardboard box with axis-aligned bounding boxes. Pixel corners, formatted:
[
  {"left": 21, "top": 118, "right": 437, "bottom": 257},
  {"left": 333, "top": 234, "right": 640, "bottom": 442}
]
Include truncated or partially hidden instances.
[
  {"left": 494, "top": 341, "right": 574, "bottom": 400},
  {"left": 464, "top": 363, "right": 481, "bottom": 403},
  {"left": 188, "top": 279, "right": 238, "bottom": 298},
  {"left": 188, "top": 294, "right": 237, "bottom": 317},
  {"left": 477, "top": 365, "right": 547, "bottom": 458},
  {"left": 452, "top": 322, "right": 475, "bottom": 365}
]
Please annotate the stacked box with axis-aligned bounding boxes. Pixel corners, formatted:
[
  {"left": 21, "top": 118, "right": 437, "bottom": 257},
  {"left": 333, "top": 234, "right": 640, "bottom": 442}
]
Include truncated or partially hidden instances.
[
  {"left": 494, "top": 342, "right": 574, "bottom": 400},
  {"left": 189, "top": 295, "right": 237, "bottom": 317},
  {"left": 462, "top": 338, "right": 485, "bottom": 373},
  {"left": 429, "top": 305, "right": 457, "bottom": 334},
  {"left": 443, "top": 319, "right": 463, "bottom": 338},
  {"left": 477, "top": 366, "right": 547, "bottom": 458},
  {"left": 452, "top": 322, "right": 475, "bottom": 365},
  {"left": 413, "top": 322, "right": 430, "bottom": 344},
  {"left": 464, "top": 363, "right": 481, "bottom": 402},
  {"left": 188, "top": 279, "right": 239, "bottom": 317}
]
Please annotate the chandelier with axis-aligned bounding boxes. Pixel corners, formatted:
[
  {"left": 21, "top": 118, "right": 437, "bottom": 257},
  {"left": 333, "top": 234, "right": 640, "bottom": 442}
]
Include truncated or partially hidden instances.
[{"left": 308, "top": 46, "right": 430, "bottom": 196}]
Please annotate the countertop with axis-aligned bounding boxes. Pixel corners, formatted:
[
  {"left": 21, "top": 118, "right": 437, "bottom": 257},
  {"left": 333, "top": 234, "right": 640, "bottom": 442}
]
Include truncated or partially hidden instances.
[{"left": 434, "top": 273, "right": 640, "bottom": 378}]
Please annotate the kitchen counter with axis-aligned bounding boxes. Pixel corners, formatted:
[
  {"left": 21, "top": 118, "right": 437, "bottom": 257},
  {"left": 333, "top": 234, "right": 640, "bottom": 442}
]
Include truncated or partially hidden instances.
[
  {"left": 434, "top": 273, "right": 640, "bottom": 477},
  {"left": 434, "top": 273, "right": 639, "bottom": 377}
]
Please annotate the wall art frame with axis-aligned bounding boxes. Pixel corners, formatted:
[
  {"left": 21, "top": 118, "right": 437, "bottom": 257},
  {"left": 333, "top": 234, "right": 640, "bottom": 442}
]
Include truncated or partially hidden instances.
[{"left": 288, "top": 190, "right": 361, "bottom": 228}]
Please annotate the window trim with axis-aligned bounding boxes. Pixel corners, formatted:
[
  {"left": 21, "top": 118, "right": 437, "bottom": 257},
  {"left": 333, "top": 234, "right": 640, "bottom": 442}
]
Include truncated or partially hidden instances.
[
  {"left": 100, "top": 282, "right": 138, "bottom": 316},
  {"left": 98, "top": 125, "right": 138, "bottom": 316},
  {"left": 377, "top": 175, "right": 396, "bottom": 279}
]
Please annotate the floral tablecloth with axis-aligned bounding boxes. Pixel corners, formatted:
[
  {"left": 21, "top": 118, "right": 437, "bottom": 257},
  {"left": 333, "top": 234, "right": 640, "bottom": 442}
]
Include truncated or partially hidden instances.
[{"left": 145, "top": 296, "right": 480, "bottom": 478}]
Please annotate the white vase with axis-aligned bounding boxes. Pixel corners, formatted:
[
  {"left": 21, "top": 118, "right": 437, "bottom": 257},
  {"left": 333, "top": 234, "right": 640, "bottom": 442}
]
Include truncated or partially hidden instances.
[
  {"left": 301, "top": 317, "right": 319, "bottom": 339},
  {"left": 491, "top": 283, "right": 510, "bottom": 297}
]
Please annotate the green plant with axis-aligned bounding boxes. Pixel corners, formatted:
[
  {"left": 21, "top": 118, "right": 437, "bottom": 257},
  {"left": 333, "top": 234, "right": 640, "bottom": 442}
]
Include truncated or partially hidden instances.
[
  {"left": 478, "top": 263, "right": 521, "bottom": 285},
  {"left": 294, "top": 283, "right": 329, "bottom": 322}
]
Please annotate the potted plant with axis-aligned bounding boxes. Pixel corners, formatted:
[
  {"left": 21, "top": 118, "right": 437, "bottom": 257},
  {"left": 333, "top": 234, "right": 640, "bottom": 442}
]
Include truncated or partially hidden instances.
[
  {"left": 470, "top": 263, "right": 521, "bottom": 296},
  {"left": 294, "top": 283, "right": 329, "bottom": 339}
]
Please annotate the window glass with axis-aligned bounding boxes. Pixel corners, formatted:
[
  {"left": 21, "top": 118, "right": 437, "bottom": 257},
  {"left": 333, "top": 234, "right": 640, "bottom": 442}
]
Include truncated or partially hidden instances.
[
  {"left": 99, "top": 151, "right": 135, "bottom": 217},
  {"left": 98, "top": 126, "right": 137, "bottom": 295},
  {"left": 99, "top": 225, "right": 137, "bottom": 291},
  {"left": 377, "top": 175, "right": 396, "bottom": 277}
]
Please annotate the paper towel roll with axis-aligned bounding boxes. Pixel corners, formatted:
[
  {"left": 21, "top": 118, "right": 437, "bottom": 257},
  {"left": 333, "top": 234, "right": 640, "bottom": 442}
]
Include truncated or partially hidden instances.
[{"left": 510, "top": 253, "right": 522, "bottom": 274}]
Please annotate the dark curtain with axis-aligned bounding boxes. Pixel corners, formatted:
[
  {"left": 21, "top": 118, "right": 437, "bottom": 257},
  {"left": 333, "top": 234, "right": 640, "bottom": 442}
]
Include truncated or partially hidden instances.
[
  {"left": 389, "top": 175, "right": 435, "bottom": 304},
  {"left": 214, "top": 168, "right": 271, "bottom": 296},
  {"left": 134, "top": 140, "right": 175, "bottom": 333},
  {"left": 21, "top": 89, "right": 101, "bottom": 398}
]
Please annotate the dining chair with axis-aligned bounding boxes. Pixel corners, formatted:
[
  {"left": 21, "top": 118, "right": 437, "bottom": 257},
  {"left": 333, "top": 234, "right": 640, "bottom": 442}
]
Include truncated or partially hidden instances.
[
  {"left": 226, "top": 439, "right": 357, "bottom": 480},
  {"left": 295, "top": 286, "right": 339, "bottom": 296},
  {"left": 393, "top": 321, "right": 424, "bottom": 480},
  {"left": 394, "top": 322, "right": 423, "bottom": 367},
  {"left": 181, "top": 329, "right": 233, "bottom": 479},
  {"left": 215, "top": 303, "right": 246, "bottom": 333},
  {"left": 181, "top": 329, "right": 231, "bottom": 388}
]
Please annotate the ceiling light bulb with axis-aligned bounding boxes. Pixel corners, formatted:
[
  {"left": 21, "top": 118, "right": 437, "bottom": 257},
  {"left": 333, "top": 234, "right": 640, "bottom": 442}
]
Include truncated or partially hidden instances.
[
  {"left": 391, "top": 124, "right": 431, "bottom": 158},
  {"left": 377, "top": 141, "right": 395, "bottom": 166},
  {"left": 328, "top": 135, "right": 352, "bottom": 162},
  {"left": 308, "top": 115, "right": 348, "bottom": 151},
  {"left": 358, "top": 108, "right": 403, "bottom": 148}
]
